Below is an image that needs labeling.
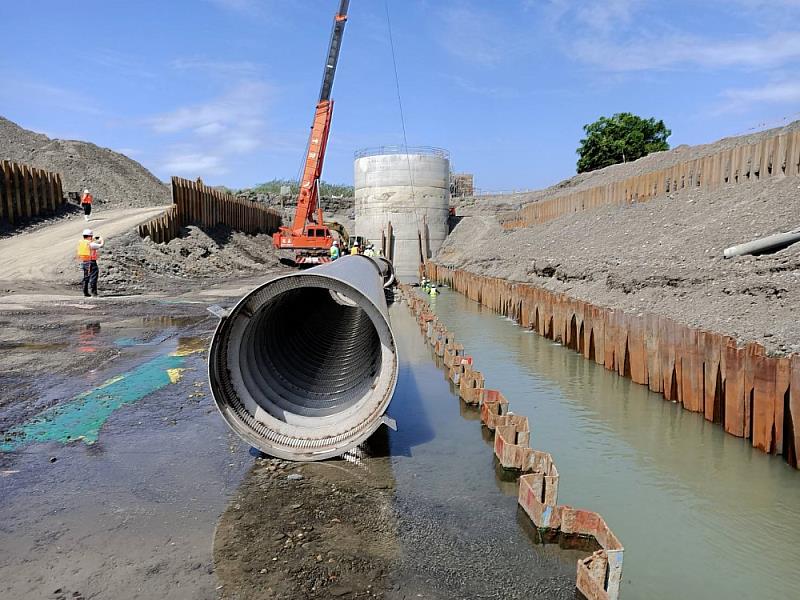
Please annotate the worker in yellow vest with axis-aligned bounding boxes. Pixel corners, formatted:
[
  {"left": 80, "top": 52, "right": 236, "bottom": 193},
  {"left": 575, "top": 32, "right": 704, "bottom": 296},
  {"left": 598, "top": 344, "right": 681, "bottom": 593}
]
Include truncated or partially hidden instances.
[
  {"left": 350, "top": 241, "right": 359, "bottom": 255},
  {"left": 76, "top": 228, "right": 104, "bottom": 297},
  {"left": 80, "top": 189, "right": 93, "bottom": 221}
]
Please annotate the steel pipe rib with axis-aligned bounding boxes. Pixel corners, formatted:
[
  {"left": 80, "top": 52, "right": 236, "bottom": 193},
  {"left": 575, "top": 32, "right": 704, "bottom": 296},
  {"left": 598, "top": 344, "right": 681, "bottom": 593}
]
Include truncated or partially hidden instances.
[{"left": 208, "top": 256, "right": 398, "bottom": 461}]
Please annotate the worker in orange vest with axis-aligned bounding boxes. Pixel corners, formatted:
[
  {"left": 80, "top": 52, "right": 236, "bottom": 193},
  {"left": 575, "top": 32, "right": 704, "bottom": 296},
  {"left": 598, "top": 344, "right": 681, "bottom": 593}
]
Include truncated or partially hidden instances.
[
  {"left": 80, "top": 188, "right": 93, "bottom": 221},
  {"left": 76, "top": 228, "right": 104, "bottom": 297}
]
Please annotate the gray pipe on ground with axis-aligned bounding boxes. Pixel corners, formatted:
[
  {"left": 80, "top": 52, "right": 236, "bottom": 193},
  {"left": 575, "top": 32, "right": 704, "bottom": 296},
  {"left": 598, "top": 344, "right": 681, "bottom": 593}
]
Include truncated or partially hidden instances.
[
  {"left": 723, "top": 228, "right": 800, "bottom": 258},
  {"left": 208, "top": 255, "right": 398, "bottom": 461}
]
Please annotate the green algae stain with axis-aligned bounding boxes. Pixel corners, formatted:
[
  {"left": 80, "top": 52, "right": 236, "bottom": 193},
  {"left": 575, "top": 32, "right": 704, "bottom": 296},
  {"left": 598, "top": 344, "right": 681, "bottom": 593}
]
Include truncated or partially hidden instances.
[{"left": 0, "top": 353, "right": 187, "bottom": 452}]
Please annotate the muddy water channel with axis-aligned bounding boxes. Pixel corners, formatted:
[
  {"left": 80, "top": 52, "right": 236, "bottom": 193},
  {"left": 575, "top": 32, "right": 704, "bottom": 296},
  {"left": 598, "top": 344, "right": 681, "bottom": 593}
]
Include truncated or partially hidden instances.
[
  {"left": 385, "top": 304, "right": 588, "bottom": 599},
  {"left": 423, "top": 288, "right": 800, "bottom": 600}
]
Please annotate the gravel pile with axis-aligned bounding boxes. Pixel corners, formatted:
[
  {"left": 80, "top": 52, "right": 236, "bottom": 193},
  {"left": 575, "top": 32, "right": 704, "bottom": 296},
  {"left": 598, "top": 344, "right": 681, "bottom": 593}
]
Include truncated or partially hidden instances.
[
  {"left": 0, "top": 116, "right": 170, "bottom": 208},
  {"left": 439, "top": 174, "right": 800, "bottom": 356},
  {"left": 99, "top": 225, "right": 284, "bottom": 292}
]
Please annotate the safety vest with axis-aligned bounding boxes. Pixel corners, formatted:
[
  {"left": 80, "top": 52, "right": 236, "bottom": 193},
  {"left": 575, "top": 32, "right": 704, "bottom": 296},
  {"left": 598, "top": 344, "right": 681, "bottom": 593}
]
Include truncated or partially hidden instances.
[
  {"left": 330, "top": 246, "right": 340, "bottom": 259},
  {"left": 81, "top": 194, "right": 93, "bottom": 205},
  {"left": 76, "top": 239, "right": 98, "bottom": 261},
  {"left": 350, "top": 247, "right": 359, "bottom": 255}
]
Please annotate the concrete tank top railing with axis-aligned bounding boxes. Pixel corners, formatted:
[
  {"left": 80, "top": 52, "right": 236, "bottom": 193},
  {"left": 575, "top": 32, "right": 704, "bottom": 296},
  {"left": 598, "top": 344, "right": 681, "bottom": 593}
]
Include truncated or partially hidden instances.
[
  {"left": 501, "top": 128, "right": 800, "bottom": 229},
  {"left": 138, "top": 176, "right": 281, "bottom": 243},
  {"left": 401, "top": 286, "right": 625, "bottom": 600},
  {"left": 425, "top": 262, "right": 800, "bottom": 470},
  {"left": 0, "top": 160, "right": 65, "bottom": 226}
]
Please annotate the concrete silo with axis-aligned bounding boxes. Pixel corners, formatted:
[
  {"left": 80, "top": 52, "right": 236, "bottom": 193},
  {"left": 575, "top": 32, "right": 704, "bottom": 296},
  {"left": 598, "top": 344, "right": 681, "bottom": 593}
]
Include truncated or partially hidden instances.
[{"left": 354, "top": 146, "right": 450, "bottom": 282}]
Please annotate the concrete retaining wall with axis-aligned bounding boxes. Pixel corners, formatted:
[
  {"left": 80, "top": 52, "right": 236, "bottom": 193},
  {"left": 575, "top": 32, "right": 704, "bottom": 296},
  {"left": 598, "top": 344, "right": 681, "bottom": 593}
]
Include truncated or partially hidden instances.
[
  {"left": 425, "top": 263, "right": 800, "bottom": 469},
  {"left": 502, "top": 129, "right": 800, "bottom": 228},
  {"left": 0, "top": 160, "right": 65, "bottom": 226},
  {"left": 401, "top": 286, "right": 625, "bottom": 600}
]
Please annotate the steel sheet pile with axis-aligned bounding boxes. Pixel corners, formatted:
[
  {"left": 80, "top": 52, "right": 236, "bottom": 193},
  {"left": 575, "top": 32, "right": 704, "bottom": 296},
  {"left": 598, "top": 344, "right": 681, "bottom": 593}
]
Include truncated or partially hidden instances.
[{"left": 425, "top": 262, "right": 800, "bottom": 468}]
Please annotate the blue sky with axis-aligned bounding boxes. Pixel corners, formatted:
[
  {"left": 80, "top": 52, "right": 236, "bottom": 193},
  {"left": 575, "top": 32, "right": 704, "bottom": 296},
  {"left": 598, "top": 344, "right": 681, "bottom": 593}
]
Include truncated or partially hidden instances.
[{"left": 2, "top": 0, "right": 799, "bottom": 192}]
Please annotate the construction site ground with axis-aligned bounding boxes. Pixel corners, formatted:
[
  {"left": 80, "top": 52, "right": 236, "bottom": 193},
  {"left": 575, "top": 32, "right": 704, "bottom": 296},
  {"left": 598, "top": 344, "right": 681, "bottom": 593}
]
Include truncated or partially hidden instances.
[{"left": 1, "top": 277, "right": 586, "bottom": 600}]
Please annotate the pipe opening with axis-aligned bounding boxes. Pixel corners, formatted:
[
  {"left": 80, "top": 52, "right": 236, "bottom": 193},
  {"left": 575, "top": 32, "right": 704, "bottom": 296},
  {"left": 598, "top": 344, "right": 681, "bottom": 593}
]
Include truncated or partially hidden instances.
[{"left": 241, "top": 286, "right": 382, "bottom": 418}]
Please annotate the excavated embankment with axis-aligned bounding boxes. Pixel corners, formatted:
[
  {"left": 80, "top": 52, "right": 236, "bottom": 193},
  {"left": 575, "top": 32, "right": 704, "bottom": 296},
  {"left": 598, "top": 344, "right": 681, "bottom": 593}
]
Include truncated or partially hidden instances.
[
  {"left": 435, "top": 125, "right": 800, "bottom": 468},
  {"left": 440, "top": 175, "right": 800, "bottom": 356}
]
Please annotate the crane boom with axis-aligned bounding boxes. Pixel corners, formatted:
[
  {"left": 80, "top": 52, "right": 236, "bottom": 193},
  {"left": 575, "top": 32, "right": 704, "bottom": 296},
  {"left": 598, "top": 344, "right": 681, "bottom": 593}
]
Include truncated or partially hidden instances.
[{"left": 273, "top": 0, "right": 349, "bottom": 256}]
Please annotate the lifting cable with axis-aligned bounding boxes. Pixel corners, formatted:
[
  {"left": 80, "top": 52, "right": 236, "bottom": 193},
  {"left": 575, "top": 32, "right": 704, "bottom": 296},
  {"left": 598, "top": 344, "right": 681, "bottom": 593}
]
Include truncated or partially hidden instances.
[{"left": 383, "top": 0, "right": 424, "bottom": 236}]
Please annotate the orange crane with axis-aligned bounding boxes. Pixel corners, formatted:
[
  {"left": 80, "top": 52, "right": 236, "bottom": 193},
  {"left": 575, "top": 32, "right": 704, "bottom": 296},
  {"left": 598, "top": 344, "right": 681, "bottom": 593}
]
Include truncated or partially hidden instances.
[{"left": 272, "top": 0, "right": 349, "bottom": 264}]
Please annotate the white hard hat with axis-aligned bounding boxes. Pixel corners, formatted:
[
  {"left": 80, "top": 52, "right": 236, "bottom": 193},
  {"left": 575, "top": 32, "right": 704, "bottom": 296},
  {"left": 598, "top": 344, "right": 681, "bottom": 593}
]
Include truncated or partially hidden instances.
[
  {"left": 332, "top": 240, "right": 339, "bottom": 245},
  {"left": 82, "top": 228, "right": 93, "bottom": 236},
  {"left": 353, "top": 241, "right": 359, "bottom": 246},
  {"left": 83, "top": 189, "right": 90, "bottom": 194}
]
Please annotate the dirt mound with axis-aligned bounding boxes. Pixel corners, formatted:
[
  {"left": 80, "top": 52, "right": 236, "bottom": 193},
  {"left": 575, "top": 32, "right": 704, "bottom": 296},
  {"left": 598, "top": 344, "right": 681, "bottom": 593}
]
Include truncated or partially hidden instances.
[
  {"left": 99, "top": 225, "right": 285, "bottom": 293},
  {"left": 439, "top": 175, "right": 800, "bottom": 356},
  {"left": 0, "top": 116, "right": 170, "bottom": 208}
]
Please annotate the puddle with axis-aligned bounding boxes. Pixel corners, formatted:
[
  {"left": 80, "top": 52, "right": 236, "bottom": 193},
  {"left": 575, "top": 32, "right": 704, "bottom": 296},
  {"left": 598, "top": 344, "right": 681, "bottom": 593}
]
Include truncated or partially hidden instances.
[
  {"left": 0, "top": 321, "right": 248, "bottom": 600},
  {"left": 0, "top": 341, "right": 70, "bottom": 351},
  {"left": 1, "top": 336, "right": 205, "bottom": 452}
]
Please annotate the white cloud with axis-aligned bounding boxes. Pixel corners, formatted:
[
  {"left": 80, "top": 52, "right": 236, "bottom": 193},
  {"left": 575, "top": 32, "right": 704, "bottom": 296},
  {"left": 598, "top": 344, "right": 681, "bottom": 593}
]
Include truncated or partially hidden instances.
[
  {"left": 446, "top": 75, "right": 520, "bottom": 99},
  {"left": 0, "top": 78, "right": 103, "bottom": 116},
  {"left": 148, "top": 81, "right": 271, "bottom": 179},
  {"left": 163, "top": 153, "right": 227, "bottom": 175},
  {"left": 538, "top": 0, "right": 643, "bottom": 33},
  {"left": 205, "top": 0, "right": 264, "bottom": 15},
  {"left": 570, "top": 31, "right": 800, "bottom": 71},
  {"left": 717, "top": 80, "right": 800, "bottom": 113},
  {"left": 724, "top": 81, "right": 800, "bottom": 103},
  {"left": 438, "top": 6, "right": 528, "bottom": 67},
  {"left": 170, "top": 58, "right": 259, "bottom": 77},
  {"left": 194, "top": 122, "right": 227, "bottom": 136},
  {"left": 148, "top": 81, "right": 269, "bottom": 136}
]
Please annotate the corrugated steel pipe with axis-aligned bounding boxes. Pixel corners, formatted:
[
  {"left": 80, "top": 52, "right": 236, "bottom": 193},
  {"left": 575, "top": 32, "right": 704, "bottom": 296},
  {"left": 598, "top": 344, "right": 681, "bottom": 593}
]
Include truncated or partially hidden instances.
[
  {"left": 208, "top": 255, "right": 398, "bottom": 461},
  {"left": 372, "top": 255, "right": 396, "bottom": 288}
]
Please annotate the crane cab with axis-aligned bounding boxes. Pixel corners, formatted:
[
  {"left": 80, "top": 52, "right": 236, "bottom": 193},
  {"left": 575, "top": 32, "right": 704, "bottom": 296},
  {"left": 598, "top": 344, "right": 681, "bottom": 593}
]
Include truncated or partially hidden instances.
[{"left": 305, "top": 226, "right": 333, "bottom": 245}]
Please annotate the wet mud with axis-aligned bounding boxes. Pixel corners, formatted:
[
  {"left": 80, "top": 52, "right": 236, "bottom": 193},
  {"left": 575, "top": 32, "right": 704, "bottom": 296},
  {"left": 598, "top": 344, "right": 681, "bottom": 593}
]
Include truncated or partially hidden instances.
[{"left": 214, "top": 450, "right": 397, "bottom": 600}]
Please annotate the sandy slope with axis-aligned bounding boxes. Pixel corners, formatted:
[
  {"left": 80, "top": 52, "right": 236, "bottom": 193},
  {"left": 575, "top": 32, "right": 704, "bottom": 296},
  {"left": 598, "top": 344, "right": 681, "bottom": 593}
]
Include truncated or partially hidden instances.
[{"left": 0, "top": 207, "right": 168, "bottom": 282}]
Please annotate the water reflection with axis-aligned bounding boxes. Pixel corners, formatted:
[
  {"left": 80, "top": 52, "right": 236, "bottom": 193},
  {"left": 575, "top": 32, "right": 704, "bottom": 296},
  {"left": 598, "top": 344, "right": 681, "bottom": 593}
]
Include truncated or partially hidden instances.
[
  {"left": 385, "top": 303, "right": 587, "bottom": 599},
  {"left": 427, "top": 289, "right": 800, "bottom": 600}
]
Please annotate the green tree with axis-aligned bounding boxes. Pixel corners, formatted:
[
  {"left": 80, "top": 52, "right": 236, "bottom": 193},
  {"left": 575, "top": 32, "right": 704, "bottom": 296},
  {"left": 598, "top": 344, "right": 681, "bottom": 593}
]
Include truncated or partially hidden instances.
[
  {"left": 576, "top": 113, "right": 671, "bottom": 173},
  {"left": 244, "top": 178, "right": 354, "bottom": 197}
]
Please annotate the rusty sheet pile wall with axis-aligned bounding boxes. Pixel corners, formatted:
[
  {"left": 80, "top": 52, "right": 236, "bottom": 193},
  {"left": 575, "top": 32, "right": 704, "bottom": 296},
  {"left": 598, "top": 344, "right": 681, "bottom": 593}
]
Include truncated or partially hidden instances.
[
  {"left": 503, "top": 129, "right": 800, "bottom": 228},
  {"left": 426, "top": 263, "right": 800, "bottom": 469},
  {"left": 0, "top": 160, "right": 65, "bottom": 226},
  {"left": 138, "top": 176, "right": 281, "bottom": 243},
  {"left": 400, "top": 285, "right": 624, "bottom": 600}
]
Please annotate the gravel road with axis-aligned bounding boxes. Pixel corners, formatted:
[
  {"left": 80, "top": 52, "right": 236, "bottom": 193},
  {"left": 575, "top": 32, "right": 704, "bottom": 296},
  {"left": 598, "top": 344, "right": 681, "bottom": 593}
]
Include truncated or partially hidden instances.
[{"left": 0, "top": 206, "right": 167, "bottom": 283}]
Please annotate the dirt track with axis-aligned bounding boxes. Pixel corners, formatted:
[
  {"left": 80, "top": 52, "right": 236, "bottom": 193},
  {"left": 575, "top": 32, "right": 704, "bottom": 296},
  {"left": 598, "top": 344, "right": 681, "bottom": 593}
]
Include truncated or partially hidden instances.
[{"left": 0, "top": 206, "right": 167, "bottom": 283}]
